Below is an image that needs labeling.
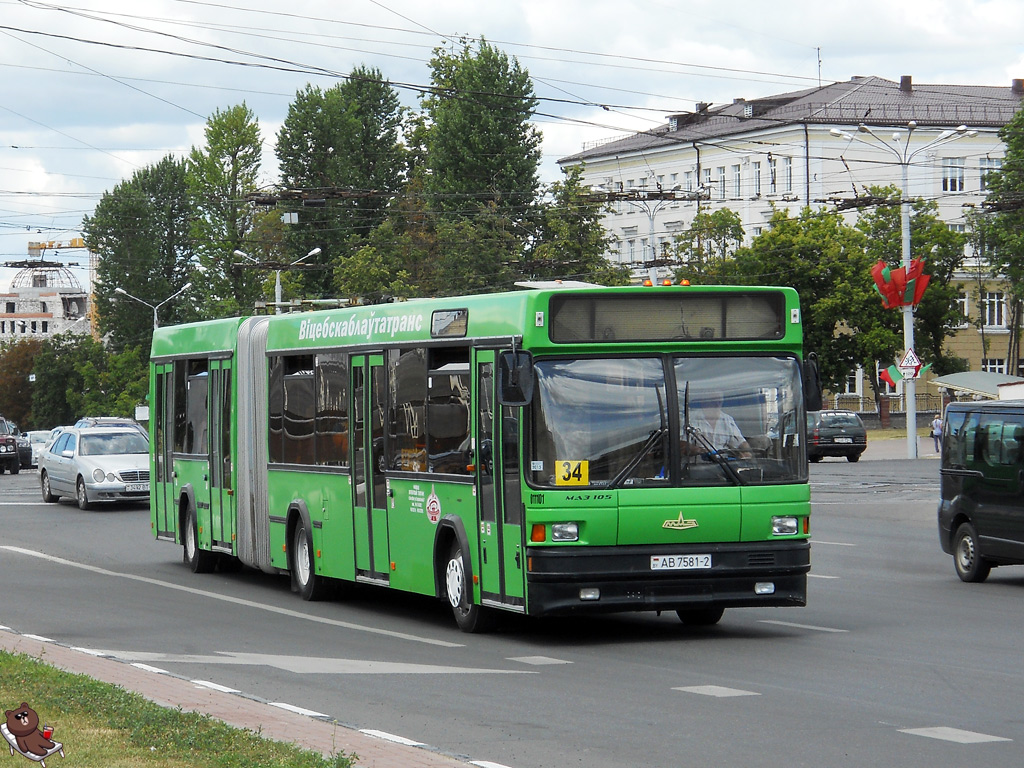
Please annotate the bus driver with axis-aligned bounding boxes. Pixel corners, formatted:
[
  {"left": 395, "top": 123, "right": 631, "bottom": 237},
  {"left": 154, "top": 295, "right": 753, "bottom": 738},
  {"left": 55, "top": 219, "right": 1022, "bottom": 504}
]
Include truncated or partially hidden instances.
[{"left": 686, "top": 392, "right": 752, "bottom": 458}]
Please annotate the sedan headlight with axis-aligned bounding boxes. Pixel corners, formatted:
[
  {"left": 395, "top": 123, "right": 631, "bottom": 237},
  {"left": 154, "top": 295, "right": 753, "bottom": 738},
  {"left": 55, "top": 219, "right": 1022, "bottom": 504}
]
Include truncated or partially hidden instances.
[{"left": 93, "top": 468, "right": 106, "bottom": 483}]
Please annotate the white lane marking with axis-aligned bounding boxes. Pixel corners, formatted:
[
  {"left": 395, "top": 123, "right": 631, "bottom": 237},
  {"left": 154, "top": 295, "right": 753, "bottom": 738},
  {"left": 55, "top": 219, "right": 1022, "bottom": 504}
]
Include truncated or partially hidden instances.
[
  {"left": 360, "top": 729, "right": 425, "bottom": 746},
  {"left": 507, "top": 655, "right": 572, "bottom": 665},
  {"left": 471, "top": 762, "right": 516, "bottom": 768},
  {"left": 808, "top": 574, "right": 839, "bottom": 579},
  {"left": 71, "top": 647, "right": 112, "bottom": 657},
  {"left": 811, "top": 540, "right": 856, "bottom": 546},
  {"left": 88, "top": 650, "right": 532, "bottom": 676},
  {"left": 192, "top": 679, "right": 240, "bottom": 693},
  {"left": 1, "top": 545, "right": 461, "bottom": 648},
  {"left": 270, "top": 702, "right": 328, "bottom": 718},
  {"left": 900, "top": 726, "right": 1011, "bottom": 744},
  {"left": 131, "top": 663, "right": 170, "bottom": 675},
  {"left": 22, "top": 634, "right": 54, "bottom": 643},
  {"left": 758, "top": 619, "right": 848, "bottom": 633},
  {"left": 674, "top": 685, "right": 760, "bottom": 698}
]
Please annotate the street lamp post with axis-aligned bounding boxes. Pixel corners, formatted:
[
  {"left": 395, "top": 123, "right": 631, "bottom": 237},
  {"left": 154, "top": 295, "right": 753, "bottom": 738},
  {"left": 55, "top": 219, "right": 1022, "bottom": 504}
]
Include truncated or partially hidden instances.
[
  {"left": 831, "top": 122, "right": 976, "bottom": 458},
  {"left": 234, "top": 247, "right": 321, "bottom": 314},
  {"left": 114, "top": 283, "right": 192, "bottom": 329}
]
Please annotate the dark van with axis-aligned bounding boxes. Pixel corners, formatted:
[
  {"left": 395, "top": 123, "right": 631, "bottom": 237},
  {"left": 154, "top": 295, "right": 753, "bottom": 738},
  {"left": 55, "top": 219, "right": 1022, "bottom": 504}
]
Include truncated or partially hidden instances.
[{"left": 938, "top": 400, "right": 1024, "bottom": 582}]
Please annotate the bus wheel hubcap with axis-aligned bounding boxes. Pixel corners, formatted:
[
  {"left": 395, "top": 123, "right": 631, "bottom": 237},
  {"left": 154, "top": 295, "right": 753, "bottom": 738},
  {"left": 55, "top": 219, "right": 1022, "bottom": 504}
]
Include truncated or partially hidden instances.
[{"left": 446, "top": 556, "right": 464, "bottom": 608}]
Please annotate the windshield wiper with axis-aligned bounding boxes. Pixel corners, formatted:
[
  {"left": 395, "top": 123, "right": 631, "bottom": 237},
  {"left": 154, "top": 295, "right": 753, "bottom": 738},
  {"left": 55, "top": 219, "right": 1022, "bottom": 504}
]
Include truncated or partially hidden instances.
[
  {"left": 608, "top": 428, "right": 666, "bottom": 489},
  {"left": 685, "top": 424, "right": 745, "bottom": 485}
]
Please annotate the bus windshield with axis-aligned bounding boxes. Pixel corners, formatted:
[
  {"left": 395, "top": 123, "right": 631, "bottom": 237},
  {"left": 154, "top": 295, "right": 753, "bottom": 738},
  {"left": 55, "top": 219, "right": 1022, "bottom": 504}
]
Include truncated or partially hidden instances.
[{"left": 529, "top": 355, "right": 805, "bottom": 488}]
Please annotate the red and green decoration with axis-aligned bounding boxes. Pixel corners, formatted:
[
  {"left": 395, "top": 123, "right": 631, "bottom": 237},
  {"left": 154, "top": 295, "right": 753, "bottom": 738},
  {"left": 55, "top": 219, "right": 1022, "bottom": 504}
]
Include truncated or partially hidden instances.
[
  {"left": 871, "top": 259, "right": 931, "bottom": 309},
  {"left": 879, "top": 361, "right": 932, "bottom": 388}
]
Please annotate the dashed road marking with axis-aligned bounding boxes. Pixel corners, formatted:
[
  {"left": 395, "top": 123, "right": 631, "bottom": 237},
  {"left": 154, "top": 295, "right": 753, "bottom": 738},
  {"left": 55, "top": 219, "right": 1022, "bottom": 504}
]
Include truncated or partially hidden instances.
[
  {"left": 131, "top": 663, "right": 170, "bottom": 675},
  {"left": 507, "top": 655, "right": 572, "bottom": 665},
  {"left": 758, "top": 619, "right": 848, "bottom": 633},
  {"left": 674, "top": 685, "right": 760, "bottom": 697},
  {"left": 192, "top": 679, "right": 240, "bottom": 693},
  {"left": 360, "top": 729, "right": 425, "bottom": 746},
  {"left": 900, "top": 726, "right": 1011, "bottom": 744},
  {"left": 270, "top": 702, "right": 327, "bottom": 718}
]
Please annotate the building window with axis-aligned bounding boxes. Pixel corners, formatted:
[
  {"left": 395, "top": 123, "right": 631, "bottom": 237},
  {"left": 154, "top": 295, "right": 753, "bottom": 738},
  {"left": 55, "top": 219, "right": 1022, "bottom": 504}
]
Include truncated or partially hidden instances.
[
  {"left": 843, "top": 368, "right": 860, "bottom": 395},
  {"left": 627, "top": 239, "right": 636, "bottom": 262},
  {"left": 752, "top": 161, "right": 762, "bottom": 196},
  {"left": 702, "top": 168, "right": 712, "bottom": 192},
  {"left": 982, "top": 358, "right": 1006, "bottom": 374},
  {"left": 982, "top": 291, "right": 1005, "bottom": 328},
  {"left": 877, "top": 366, "right": 898, "bottom": 395},
  {"left": 783, "top": 156, "right": 793, "bottom": 192},
  {"left": 942, "top": 157, "right": 965, "bottom": 192},
  {"left": 979, "top": 157, "right": 1002, "bottom": 191},
  {"left": 731, "top": 164, "right": 741, "bottom": 198},
  {"left": 955, "top": 292, "right": 969, "bottom": 328},
  {"left": 684, "top": 170, "right": 694, "bottom": 192},
  {"left": 4, "top": 302, "right": 13, "bottom": 313},
  {"left": 752, "top": 226, "right": 762, "bottom": 237},
  {"left": 717, "top": 166, "right": 726, "bottom": 199},
  {"left": 768, "top": 156, "right": 778, "bottom": 194}
]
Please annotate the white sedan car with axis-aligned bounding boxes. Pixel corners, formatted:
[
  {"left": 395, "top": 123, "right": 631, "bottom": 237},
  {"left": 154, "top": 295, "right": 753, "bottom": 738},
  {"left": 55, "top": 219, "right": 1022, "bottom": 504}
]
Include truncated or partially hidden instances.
[{"left": 38, "top": 427, "right": 150, "bottom": 509}]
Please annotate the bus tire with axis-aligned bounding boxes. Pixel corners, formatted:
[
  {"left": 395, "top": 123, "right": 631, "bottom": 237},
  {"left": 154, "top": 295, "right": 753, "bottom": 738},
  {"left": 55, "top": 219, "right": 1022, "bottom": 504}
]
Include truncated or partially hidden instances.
[
  {"left": 292, "top": 521, "right": 328, "bottom": 601},
  {"left": 443, "top": 541, "right": 492, "bottom": 633},
  {"left": 40, "top": 470, "right": 58, "bottom": 503},
  {"left": 676, "top": 606, "right": 725, "bottom": 626},
  {"left": 953, "top": 521, "right": 991, "bottom": 583},
  {"left": 184, "top": 506, "right": 216, "bottom": 574}
]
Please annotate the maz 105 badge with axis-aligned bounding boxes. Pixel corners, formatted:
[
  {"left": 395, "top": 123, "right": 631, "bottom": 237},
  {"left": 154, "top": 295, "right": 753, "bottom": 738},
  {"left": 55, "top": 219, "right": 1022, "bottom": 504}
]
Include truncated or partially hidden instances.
[{"left": 555, "top": 460, "right": 589, "bottom": 486}]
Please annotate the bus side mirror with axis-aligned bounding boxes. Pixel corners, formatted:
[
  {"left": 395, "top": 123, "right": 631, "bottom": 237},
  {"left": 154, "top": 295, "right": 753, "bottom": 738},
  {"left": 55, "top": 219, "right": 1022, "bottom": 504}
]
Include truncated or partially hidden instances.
[
  {"left": 498, "top": 351, "right": 534, "bottom": 406},
  {"left": 803, "top": 352, "right": 823, "bottom": 412}
]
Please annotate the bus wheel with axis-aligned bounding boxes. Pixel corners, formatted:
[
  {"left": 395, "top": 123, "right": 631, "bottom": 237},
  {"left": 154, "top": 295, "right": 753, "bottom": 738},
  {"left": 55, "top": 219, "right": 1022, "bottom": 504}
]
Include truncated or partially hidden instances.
[
  {"left": 444, "top": 541, "right": 492, "bottom": 633},
  {"left": 676, "top": 606, "right": 725, "bottom": 626},
  {"left": 954, "top": 522, "right": 991, "bottom": 583},
  {"left": 292, "top": 522, "right": 327, "bottom": 601},
  {"left": 184, "top": 507, "right": 216, "bottom": 574}
]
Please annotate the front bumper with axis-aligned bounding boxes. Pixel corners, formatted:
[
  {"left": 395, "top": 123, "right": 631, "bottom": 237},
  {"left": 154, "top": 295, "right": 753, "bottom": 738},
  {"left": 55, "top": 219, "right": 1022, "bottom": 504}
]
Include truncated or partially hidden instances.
[{"left": 525, "top": 540, "right": 810, "bottom": 616}]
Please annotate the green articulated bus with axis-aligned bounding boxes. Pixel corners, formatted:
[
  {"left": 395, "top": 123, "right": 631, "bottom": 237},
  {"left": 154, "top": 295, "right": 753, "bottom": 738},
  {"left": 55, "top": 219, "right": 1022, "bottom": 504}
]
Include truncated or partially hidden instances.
[{"left": 149, "top": 282, "right": 821, "bottom": 632}]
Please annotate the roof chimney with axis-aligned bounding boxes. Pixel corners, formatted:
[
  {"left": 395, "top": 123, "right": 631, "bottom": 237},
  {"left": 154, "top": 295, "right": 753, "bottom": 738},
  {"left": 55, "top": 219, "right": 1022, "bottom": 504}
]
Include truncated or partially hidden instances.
[
  {"left": 900, "top": 75, "right": 913, "bottom": 93},
  {"left": 1013, "top": 78, "right": 1024, "bottom": 95}
]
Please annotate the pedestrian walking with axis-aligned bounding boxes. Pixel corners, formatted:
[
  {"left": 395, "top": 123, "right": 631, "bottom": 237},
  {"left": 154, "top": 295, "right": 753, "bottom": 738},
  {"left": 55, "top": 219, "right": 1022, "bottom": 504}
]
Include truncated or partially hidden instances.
[{"left": 931, "top": 414, "right": 943, "bottom": 453}]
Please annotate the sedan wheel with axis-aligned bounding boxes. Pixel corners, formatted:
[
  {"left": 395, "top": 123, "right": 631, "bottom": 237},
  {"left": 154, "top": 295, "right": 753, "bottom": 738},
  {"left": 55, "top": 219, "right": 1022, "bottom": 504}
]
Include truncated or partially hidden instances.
[{"left": 76, "top": 477, "right": 91, "bottom": 510}]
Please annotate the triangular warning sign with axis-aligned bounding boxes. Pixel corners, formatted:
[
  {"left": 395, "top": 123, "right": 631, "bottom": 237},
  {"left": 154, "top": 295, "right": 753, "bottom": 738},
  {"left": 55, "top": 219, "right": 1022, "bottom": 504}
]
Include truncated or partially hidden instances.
[{"left": 899, "top": 349, "right": 921, "bottom": 369}]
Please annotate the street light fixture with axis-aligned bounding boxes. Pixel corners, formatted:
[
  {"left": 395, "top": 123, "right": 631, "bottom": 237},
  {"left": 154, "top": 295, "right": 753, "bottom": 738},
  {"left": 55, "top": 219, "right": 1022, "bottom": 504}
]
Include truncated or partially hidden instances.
[
  {"left": 831, "top": 122, "right": 977, "bottom": 458},
  {"left": 114, "top": 283, "right": 192, "bottom": 329},
  {"left": 233, "top": 247, "right": 321, "bottom": 314}
]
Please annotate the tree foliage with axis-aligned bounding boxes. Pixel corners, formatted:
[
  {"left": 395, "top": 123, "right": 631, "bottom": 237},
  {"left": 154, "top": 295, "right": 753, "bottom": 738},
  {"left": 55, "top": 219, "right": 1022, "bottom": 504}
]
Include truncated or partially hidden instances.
[
  {"left": 0, "top": 339, "right": 43, "bottom": 427},
  {"left": 84, "top": 155, "right": 194, "bottom": 351},
  {"left": 188, "top": 103, "right": 264, "bottom": 317}
]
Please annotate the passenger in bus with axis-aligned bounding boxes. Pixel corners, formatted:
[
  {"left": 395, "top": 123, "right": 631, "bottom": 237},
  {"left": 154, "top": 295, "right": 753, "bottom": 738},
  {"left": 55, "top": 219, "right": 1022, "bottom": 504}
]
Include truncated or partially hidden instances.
[{"left": 685, "top": 393, "right": 752, "bottom": 458}]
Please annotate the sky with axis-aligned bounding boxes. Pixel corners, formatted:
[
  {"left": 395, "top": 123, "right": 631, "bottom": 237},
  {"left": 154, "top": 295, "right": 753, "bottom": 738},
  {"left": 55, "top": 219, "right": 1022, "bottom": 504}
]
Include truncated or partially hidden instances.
[{"left": 2, "top": 0, "right": 1023, "bottom": 291}]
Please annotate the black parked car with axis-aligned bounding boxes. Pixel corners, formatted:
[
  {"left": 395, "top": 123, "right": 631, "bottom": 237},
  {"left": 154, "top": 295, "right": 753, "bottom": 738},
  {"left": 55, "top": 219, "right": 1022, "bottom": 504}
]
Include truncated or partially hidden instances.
[
  {"left": 806, "top": 410, "right": 867, "bottom": 463},
  {"left": 0, "top": 415, "right": 20, "bottom": 474}
]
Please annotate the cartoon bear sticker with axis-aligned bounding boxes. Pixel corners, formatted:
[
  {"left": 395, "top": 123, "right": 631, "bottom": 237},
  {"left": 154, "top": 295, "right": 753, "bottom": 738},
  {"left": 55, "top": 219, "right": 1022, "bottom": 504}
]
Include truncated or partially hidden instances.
[{"left": 2, "top": 703, "right": 63, "bottom": 765}]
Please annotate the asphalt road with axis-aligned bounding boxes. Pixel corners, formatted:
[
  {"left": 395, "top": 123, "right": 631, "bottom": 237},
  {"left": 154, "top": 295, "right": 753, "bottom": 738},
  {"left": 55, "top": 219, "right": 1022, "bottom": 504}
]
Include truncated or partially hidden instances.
[{"left": 2, "top": 456, "right": 1022, "bottom": 768}]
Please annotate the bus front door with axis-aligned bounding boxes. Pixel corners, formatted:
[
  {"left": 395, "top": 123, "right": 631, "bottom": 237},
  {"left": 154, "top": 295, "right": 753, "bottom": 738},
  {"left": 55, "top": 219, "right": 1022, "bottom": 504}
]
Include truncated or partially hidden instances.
[
  {"left": 352, "top": 354, "right": 390, "bottom": 583},
  {"left": 208, "top": 361, "right": 234, "bottom": 553},
  {"left": 476, "top": 352, "right": 525, "bottom": 610},
  {"left": 153, "top": 362, "right": 175, "bottom": 539}
]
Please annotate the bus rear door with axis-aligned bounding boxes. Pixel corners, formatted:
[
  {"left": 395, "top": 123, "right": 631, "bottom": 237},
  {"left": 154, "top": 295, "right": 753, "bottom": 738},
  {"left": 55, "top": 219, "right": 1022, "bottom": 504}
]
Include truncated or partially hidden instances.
[
  {"left": 152, "top": 362, "right": 175, "bottom": 539},
  {"left": 475, "top": 351, "right": 525, "bottom": 610}
]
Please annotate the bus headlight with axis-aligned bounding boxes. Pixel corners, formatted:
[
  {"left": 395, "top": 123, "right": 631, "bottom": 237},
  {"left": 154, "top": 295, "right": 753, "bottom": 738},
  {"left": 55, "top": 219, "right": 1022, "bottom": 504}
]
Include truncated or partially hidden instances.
[
  {"left": 772, "top": 516, "right": 799, "bottom": 535},
  {"left": 551, "top": 522, "right": 579, "bottom": 542}
]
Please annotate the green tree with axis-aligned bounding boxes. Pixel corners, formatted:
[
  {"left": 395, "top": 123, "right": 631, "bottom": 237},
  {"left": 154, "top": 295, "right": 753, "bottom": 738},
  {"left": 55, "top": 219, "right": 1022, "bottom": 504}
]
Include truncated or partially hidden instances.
[
  {"left": 527, "top": 166, "right": 628, "bottom": 285},
  {"left": 670, "top": 208, "right": 745, "bottom": 277},
  {"left": 74, "top": 346, "right": 149, "bottom": 419},
  {"left": 188, "top": 103, "right": 264, "bottom": 318},
  {"left": 423, "top": 39, "right": 541, "bottom": 232},
  {"left": 84, "top": 155, "right": 194, "bottom": 351},
  {"left": 276, "top": 69, "right": 406, "bottom": 296},
  {"left": 0, "top": 339, "right": 43, "bottom": 427},
  {"left": 31, "top": 333, "right": 107, "bottom": 427}
]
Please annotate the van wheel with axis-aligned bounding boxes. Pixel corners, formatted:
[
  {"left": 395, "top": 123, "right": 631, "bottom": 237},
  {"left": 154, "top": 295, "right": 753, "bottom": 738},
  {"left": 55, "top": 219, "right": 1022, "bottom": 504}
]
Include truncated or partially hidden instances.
[
  {"left": 953, "top": 522, "right": 991, "bottom": 583},
  {"left": 184, "top": 507, "right": 216, "bottom": 574},
  {"left": 677, "top": 606, "right": 725, "bottom": 626},
  {"left": 443, "top": 541, "right": 493, "bottom": 633}
]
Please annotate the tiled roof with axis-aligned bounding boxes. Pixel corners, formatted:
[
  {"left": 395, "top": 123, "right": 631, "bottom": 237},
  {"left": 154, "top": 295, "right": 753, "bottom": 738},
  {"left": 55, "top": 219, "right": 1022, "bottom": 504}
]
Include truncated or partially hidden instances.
[{"left": 559, "top": 76, "right": 1024, "bottom": 163}]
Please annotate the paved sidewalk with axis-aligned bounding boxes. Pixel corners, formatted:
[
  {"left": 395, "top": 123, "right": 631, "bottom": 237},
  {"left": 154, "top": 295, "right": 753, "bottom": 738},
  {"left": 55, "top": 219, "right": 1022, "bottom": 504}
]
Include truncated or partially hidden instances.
[
  {"left": 0, "top": 628, "right": 478, "bottom": 768},
  {"left": 862, "top": 433, "right": 941, "bottom": 461}
]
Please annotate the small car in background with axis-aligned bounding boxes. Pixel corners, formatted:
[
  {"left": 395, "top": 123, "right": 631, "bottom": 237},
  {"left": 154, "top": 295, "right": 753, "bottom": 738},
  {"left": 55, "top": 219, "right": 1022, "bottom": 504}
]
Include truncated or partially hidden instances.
[
  {"left": 0, "top": 415, "right": 20, "bottom": 474},
  {"left": 11, "top": 425, "right": 32, "bottom": 469},
  {"left": 807, "top": 409, "right": 868, "bottom": 463},
  {"left": 73, "top": 417, "right": 146, "bottom": 434},
  {"left": 26, "top": 430, "right": 51, "bottom": 467},
  {"left": 38, "top": 427, "right": 150, "bottom": 509}
]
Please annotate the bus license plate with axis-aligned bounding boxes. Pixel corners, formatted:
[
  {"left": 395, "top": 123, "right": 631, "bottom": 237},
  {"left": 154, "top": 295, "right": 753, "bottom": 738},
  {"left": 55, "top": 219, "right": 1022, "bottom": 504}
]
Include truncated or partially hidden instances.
[
  {"left": 651, "top": 554, "right": 711, "bottom": 570},
  {"left": 125, "top": 483, "right": 149, "bottom": 493}
]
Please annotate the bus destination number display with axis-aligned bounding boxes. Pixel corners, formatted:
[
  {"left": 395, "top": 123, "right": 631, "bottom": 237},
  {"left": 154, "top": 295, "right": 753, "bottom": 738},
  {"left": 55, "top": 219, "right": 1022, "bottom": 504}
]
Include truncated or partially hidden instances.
[
  {"left": 650, "top": 554, "right": 712, "bottom": 570},
  {"left": 555, "top": 460, "right": 589, "bottom": 486}
]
